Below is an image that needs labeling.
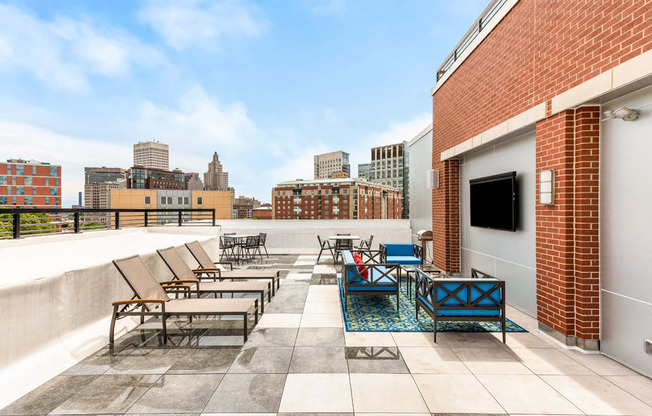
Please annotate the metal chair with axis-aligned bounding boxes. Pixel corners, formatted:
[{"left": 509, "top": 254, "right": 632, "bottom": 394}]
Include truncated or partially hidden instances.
[
  {"left": 219, "top": 235, "right": 238, "bottom": 261},
  {"left": 258, "top": 233, "right": 269, "bottom": 258},
  {"left": 334, "top": 233, "right": 353, "bottom": 263},
  {"left": 243, "top": 235, "right": 262, "bottom": 260},
  {"left": 355, "top": 235, "right": 374, "bottom": 251},
  {"left": 317, "top": 235, "right": 333, "bottom": 263}
]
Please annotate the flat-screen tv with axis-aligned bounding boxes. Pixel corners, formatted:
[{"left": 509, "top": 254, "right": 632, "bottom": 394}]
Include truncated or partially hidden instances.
[{"left": 470, "top": 171, "right": 517, "bottom": 232}]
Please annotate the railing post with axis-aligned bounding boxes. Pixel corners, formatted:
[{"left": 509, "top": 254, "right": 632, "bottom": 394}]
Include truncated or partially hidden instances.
[
  {"left": 178, "top": 210, "right": 183, "bottom": 227},
  {"left": 115, "top": 212, "right": 120, "bottom": 229},
  {"left": 144, "top": 211, "right": 149, "bottom": 227},
  {"left": 13, "top": 212, "right": 20, "bottom": 239},
  {"left": 74, "top": 212, "right": 80, "bottom": 233},
  {"left": 212, "top": 210, "right": 216, "bottom": 226}
]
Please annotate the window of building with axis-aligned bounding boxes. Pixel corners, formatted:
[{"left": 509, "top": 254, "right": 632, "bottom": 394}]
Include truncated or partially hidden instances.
[
  {"left": 45, "top": 177, "right": 49, "bottom": 186},
  {"left": 167, "top": 196, "right": 172, "bottom": 204},
  {"left": 17, "top": 186, "right": 24, "bottom": 195},
  {"left": 197, "top": 196, "right": 203, "bottom": 205},
  {"left": 45, "top": 197, "right": 49, "bottom": 205},
  {"left": 25, "top": 196, "right": 32, "bottom": 205},
  {"left": 50, "top": 187, "right": 57, "bottom": 196},
  {"left": 6, "top": 165, "right": 10, "bottom": 175},
  {"left": 184, "top": 197, "right": 189, "bottom": 204},
  {"left": 0, "top": 196, "right": 5, "bottom": 204},
  {"left": 0, "top": 176, "right": 5, "bottom": 185},
  {"left": 56, "top": 197, "right": 60, "bottom": 206},
  {"left": 50, "top": 166, "right": 57, "bottom": 176},
  {"left": 56, "top": 178, "right": 60, "bottom": 186},
  {"left": 178, "top": 197, "right": 183, "bottom": 204},
  {"left": 24, "top": 176, "right": 32, "bottom": 185},
  {"left": 12, "top": 196, "right": 16, "bottom": 205},
  {"left": 145, "top": 196, "right": 151, "bottom": 205},
  {"left": 32, "top": 165, "right": 36, "bottom": 175},
  {"left": 160, "top": 196, "right": 166, "bottom": 205},
  {"left": 32, "top": 187, "right": 36, "bottom": 195},
  {"left": 16, "top": 165, "right": 24, "bottom": 175},
  {"left": 7, "top": 187, "right": 10, "bottom": 195}
]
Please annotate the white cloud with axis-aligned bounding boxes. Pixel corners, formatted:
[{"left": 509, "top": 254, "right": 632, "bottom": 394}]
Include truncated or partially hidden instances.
[
  {"left": 0, "top": 3, "right": 165, "bottom": 91},
  {"left": 0, "top": 120, "right": 132, "bottom": 206},
  {"left": 140, "top": 0, "right": 267, "bottom": 51}
]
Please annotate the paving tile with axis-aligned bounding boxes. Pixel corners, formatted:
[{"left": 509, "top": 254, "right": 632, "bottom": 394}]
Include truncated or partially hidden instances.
[
  {"left": 51, "top": 374, "right": 161, "bottom": 414},
  {"left": 345, "top": 347, "right": 408, "bottom": 373},
  {"left": 349, "top": 373, "right": 428, "bottom": 413},
  {"left": 390, "top": 331, "right": 444, "bottom": 347},
  {"left": 490, "top": 331, "right": 558, "bottom": 349},
  {"left": 606, "top": 374, "right": 652, "bottom": 407},
  {"left": 166, "top": 348, "right": 241, "bottom": 374},
  {"left": 278, "top": 374, "right": 353, "bottom": 413},
  {"left": 413, "top": 374, "right": 506, "bottom": 414},
  {"left": 560, "top": 349, "right": 638, "bottom": 375},
  {"left": 204, "top": 374, "right": 286, "bottom": 413},
  {"left": 509, "top": 348, "right": 596, "bottom": 375},
  {"left": 306, "top": 292, "right": 341, "bottom": 302},
  {"left": 61, "top": 348, "right": 128, "bottom": 376},
  {"left": 313, "top": 264, "right": 337, "bottom": 275},
  {"left": 295, "top": 328, "right": 345, "bottom": 346},
  {"left": 256, "top": 314, "right": 302, "bottom": 328},
  {"left": 0, "top": 375, "right": 96, "bottom": 415},
  {"left": 244, "top": 328, "right": 299, "bottom": 347},
  {"left": 308, "top": 285, "right": 340, "bottom": 293},
  {"left": 127, "top": 374, "right": 223, "bottom": 413},
  {"left": 264, "top": 301, "right": 306, "bottom": 314},
  {"left": 477, "top": 374, "right": 582, "bottom": 415},
  {"left": 452, "top": 347, "right": 532, "bottom": 375},
  {"left": 300, "top": 313, "right": 343, "bottom": 328},
  {"left": 542, "top": 375, "right": 652, "bottom": 415},
  {"left": 310, "top": 275, "right": 338, "bottom": 285},
  {"left": 228, "top": 346, "right": 294, "bottom": 373},
  {"left": 399, "top": 347, "right": 470, "bottom": 374},
  {"left": 343, "top": 331, "right": 395, "bottom": 347},
  {"left": 303, "top": 301, "right": 342, "bottom": 314},
  {"left": 204, "top": 414, "right": 276, "bottom": 416},
  {"left": 105, "top": 349, "right": 184, "bottom": 374},
  {"left": 437, "top": 332, "right": 503, "bottom": 348},
  {"left": 289, "top": 347, "right": 348, "bottom": 373}
]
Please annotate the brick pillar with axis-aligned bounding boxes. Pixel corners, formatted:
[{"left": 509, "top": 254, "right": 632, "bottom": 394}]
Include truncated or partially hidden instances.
[
  {"left": 573, "top": 106, "right": 601, "bottom": 344},
  {"left": 432, "top": 158, "right": 460, "bottom": 274},
  {"left": 535, "top": 106, "right": 600, "bottom": 349}
]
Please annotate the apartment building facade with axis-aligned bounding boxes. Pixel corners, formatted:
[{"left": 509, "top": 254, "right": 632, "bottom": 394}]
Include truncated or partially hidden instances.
[
  {"left": 133, "top": 141, "right": 169, "bottom": 170},
  {"left": 313, "top": 151, "right": 350, "bottom": 179},
  {"left": 272, "top": 178, "right": 401, "bottom": 220},
  {"left": 0, "top": 159, "right": 61, "bottom": 208},
  {"left": 369, "top": 142, "right": 409, "bottom": 217},
  {"left": 357, "top": 163, "right": 372, "bottom": 181},
  {"left": 430, "top": 0, "right": 652, "bottom": 375},
  {"left": 127, "top": 166, "right": 184, "bottom": 190}
]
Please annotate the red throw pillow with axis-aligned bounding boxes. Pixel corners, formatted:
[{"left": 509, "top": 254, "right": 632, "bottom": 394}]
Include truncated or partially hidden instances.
[{"left": 353, "top": 253, "right": 369, "bottom": 280}]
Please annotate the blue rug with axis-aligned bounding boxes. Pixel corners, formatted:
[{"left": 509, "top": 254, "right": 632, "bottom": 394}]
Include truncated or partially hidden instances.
[{"left": 338, "top": 277, "right": 527, "bottom": 333}]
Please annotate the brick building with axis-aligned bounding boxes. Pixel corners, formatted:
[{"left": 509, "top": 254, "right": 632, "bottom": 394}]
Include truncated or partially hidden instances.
[
  {"left": 232, "top": 195, "right": 261, "bottom": 219},
  {"left": 0, "top": 159, "right": 61, "bottom": 208},
  {"left": 127, "top": 166, "right": 184, "bottom": 190},
  {"left": 430, "top": 0, "right": 652, "bottom": 374},
  {"left": 272, "top": 178, "right": 401, "bottom": 220}
]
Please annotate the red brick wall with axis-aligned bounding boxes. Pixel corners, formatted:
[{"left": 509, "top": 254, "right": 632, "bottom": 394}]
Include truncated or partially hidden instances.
[{"left": 432, "top": 0, "right": 648, "bottom": 341}]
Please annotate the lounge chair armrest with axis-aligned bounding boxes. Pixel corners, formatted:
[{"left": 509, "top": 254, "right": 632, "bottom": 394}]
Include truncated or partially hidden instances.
[
  {"left": 112, "top": 299, "right": 165, "bottom": 306},
  {"left": 214, "top": 261, "right": 233, "bottom": 270},
  {"left": 160, "top": 279, "right": 199, "bottom": 285}
]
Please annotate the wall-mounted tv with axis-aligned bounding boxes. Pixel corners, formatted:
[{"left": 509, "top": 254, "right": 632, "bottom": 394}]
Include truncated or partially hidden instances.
[{"left": 470, "top": 171, "right": 517, "bottom": 232}]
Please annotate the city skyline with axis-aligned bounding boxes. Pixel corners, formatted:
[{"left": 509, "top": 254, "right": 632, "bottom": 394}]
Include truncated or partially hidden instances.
[{"left": 0, "top": 0, "right": 487, "bottom": 206}]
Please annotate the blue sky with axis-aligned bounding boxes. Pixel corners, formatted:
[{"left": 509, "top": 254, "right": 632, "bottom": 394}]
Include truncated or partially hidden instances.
[{"left": 0, "top": 0, "right": 487, "bottom": 206}]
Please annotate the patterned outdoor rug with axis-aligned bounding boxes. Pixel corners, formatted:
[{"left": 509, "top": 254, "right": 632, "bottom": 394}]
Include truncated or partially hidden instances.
[{"left": 338, "top": 277, "right": 527, "bottom": 333}]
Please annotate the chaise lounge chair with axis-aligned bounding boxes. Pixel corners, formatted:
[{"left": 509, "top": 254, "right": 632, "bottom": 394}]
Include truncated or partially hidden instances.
[
  {"left": 110, "top": 254, "right": 258, "bottom": 344},
  {"left": 185, "top": 241, "right": 280, "bottom": 294},
  {"left": 157, "top": 246, "right": 272, "bottom": 313}
]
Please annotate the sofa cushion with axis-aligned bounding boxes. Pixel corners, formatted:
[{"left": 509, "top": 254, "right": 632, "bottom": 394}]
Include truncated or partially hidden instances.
[
  {"left": 386, "top": 255, "right": 421, "bottom": 265},
  {"left": 342, "top": 250, "right": 355, "bottom": 265},
  {"left": 417, "top": 295, "right": 500, "bottom": 316},
  {"left": 348, "top": 273, "right": 397, "bottom": 292},
  {"left": 383, "top": 244, "right": 414, "bottom": 257}
]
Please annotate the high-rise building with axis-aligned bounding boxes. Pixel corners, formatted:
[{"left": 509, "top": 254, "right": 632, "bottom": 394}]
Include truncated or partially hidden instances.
[
  {"left": 232, "top": 195, "right": 261, "bottom": 219},
  {"left": 84, "top": 167, "right": 127, "bottom": 223},
  {"left": 133, "top": 141, "right": 169, "bottom": 170},
  {"left": 272, "top": 178, "right": 401, "bottom": 220},
  {"left": 0, "top": 159, "right": 61, "bottom": 208},
  {"left": 357, "top": 163, "right": 372, "bottom": 181},
  {"left": 127, "top": 166, "right": 184, "bottom": 190},
  {"left": 204, "top": 152, "right": 229, "bottom": 191},
  {"left": 183, "top": 172, "right": 204, "bottom": 191},
  {"left": 369, "top": 142, "right": 409, "bottom": 218},
  {"left": 314, "top": 151, "right": 350, "bottom": 179}
]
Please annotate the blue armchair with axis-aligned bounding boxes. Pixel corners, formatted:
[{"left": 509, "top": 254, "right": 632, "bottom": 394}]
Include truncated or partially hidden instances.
[
  {"left": 380, "top": 243, "right": 423, "bottom": 265},
  {"left": 341, "top": 250, "right": 400, "bottom": 312}
]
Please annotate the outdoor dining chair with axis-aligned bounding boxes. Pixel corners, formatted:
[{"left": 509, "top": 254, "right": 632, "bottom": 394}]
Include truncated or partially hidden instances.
[
  {"left": 258, "top": 233, "right": 269, "bottom": 258},
  {"left": 355, "top": 235, "right": 374, "bottom": 251},
  {"left": 317, "top": 235, "right": 333, "bottom": 263}
]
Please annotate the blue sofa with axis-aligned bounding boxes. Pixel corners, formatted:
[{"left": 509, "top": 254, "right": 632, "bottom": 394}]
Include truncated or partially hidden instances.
[
  {"left": 341, "top": 250, "right": 400, "bottom": 312},
  {"left": 380, "top": 243, "right": 423, "bottom": 265},
  {"left": 414, "top": 268, "right": 506, "bottom": 342}
]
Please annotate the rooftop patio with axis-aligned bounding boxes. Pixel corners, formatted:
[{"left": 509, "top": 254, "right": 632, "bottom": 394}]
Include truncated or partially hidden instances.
[{"left": 2, "top": 244, "right": 652, "bottom": 416}]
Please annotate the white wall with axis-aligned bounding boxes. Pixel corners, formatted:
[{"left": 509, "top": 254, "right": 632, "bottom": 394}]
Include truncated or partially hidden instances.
[
  {"left": 408, "top": 126, "right": 434, "bottom": 262},
  {"left": 460, "top": 131, "right": 537, "bottom": 316},
  {"left": 601, "top": 84, "right": 652, "bottom": 377}
]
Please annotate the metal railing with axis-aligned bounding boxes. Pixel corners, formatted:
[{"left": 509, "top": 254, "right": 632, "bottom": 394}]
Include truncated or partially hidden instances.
[
  {"left": 0, "top": 208, "right": 216, "bottom": 239},
  {"left": 435, "top": 0, "right": 508, "bottom": 82}
]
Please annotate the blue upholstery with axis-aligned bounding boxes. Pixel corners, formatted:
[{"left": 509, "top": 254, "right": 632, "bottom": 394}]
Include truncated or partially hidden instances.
[
  {"left": 387, "top": 256, "right": 422, "bottom": 265},
  {"left": 383, "top": 244, "right": 414, "bottom": 256},
  {"left": 343, "top": 250, "right": 397, "bottom": 292},
  {"left": 417, "top": 295, "right": 500, "bottom": 316}
]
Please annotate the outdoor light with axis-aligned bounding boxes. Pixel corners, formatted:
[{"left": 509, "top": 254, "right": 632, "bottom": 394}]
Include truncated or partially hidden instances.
[
  {"left": 426, "top": 169, "right": 440, "bottom": 189},
  {"left": 539, "top": 170, "right": 555, "bottom": 205},
  {"left": 602, "top": 106, "right": 640, "bottom": 121}
]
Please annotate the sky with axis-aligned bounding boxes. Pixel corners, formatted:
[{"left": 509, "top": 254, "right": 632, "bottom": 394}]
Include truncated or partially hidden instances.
[{"left": 0, "top": 0, "right": 488, "bottom": 206}]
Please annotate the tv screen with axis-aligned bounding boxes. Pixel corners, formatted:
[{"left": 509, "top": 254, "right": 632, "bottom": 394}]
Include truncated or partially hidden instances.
[{"left": 470, "top": 171, "right": 517, "bottom": 231}]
